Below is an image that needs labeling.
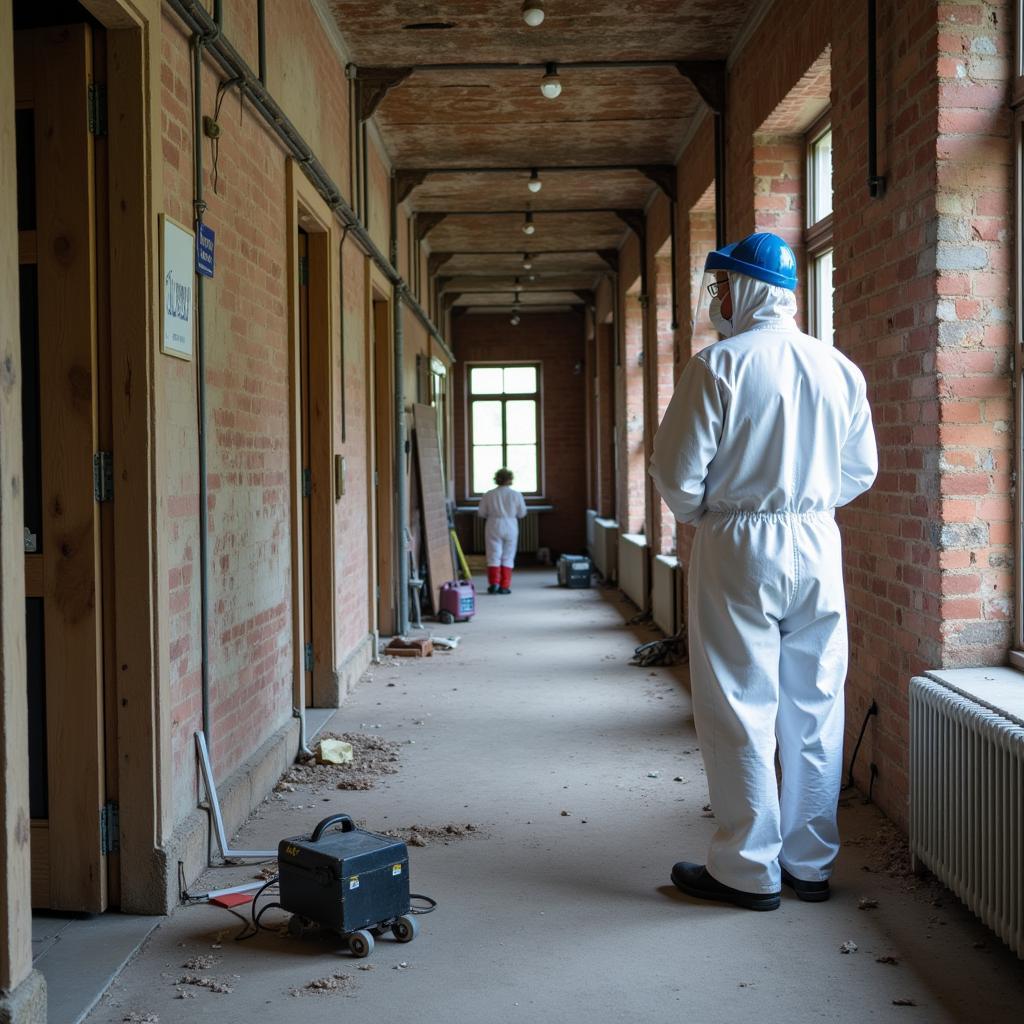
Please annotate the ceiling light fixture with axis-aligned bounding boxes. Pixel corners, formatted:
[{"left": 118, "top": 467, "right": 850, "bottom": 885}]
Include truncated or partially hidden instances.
[
  {"left": 521, "top": 0, "right": 545, "bottom": 28},
  {"left": 528, "top": 168, "right": 542, "bottom": 193},
  {"left": 522, "top": 253, "right": 533, "bottom": 269},
  {"left": 523, "top": 211, "right": 535, "bottom": 235},
  {"left": 540, "top": 62, "right": 562, "bottom": 99}
]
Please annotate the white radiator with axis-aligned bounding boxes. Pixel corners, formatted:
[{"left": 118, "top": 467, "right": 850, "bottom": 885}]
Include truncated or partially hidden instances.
[
  {"left": 592, "top": 518, "right": 619, "bottom": 582},
  {"left": 618, "top": 533, "right": 649, "bottom": 612},
  {"left": 586, "top": 509, "right": 598, "bottom": 552},
  {"left": 910, "top": 673, "right": 1024, "bottom": 959},
  {"left": 652, "top": 554, "right": 678, "bottom": 635},
  {"left": 471, "top": 510, "right": 539, "bottom": 554}
]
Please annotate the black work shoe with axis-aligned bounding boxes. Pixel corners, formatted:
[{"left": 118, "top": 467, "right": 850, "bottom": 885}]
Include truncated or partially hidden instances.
[
  {"left": 670, "top": 862, "right": 780, "bottom": 911},
  {"left": 487, "top": 584, "right": 499, "bottom": 594},
  {"left": 497, "top": 587, "right": 511, "bottom": 595},
  {"left": 780, "top": 867, "right": 830, "bottom": 902}
]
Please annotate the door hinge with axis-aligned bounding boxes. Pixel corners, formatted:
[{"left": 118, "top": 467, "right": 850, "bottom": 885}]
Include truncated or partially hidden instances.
[
  {"left": 304, "top": 641, "right": 314, "bottom": 673},
  {"left": 298, "top": 254, "right": 309, "bottom": 285},
  {"left": 93, "top": 451, "right": 114, "bottom": 502},
  {"left": 302, "top": 468, "right": 312, "bottom": 498},
  {"left": 100, "top": 801, "right": 119, "bottom": 855},
  {"left": 88, "top": 83, "right": 108, "bottom": 137}
]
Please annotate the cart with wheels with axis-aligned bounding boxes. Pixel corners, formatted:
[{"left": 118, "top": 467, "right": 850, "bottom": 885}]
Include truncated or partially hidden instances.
[{"left": 278, "top": 814, "right": 420, "bottom": 958}]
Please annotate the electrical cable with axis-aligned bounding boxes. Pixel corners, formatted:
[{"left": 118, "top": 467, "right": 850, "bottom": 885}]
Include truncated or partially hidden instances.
[
  {"left": 842, "top": 699, "right": 879, "bottom": 791},
  {"left": 409, "top": 893, "right": 437, "bottom": 915}
]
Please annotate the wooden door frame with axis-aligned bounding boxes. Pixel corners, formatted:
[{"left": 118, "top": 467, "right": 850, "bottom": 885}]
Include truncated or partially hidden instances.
[
  {"left": 78, "top": 0, "right": 165, "bottom": 914},
  {"left": 367, "top": 270, "right": 396, "bottom": 637},
  {"left": 286, "top": 160, "right": 337, "bottom": 711}
]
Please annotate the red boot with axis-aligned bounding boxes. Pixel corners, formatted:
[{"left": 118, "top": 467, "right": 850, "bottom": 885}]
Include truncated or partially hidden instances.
[
  {"left": 499, "top": 567, "right": 513, "bottom": 593},
  {"left": 487, "top": 566, "right": 500, "bottom": 593}
]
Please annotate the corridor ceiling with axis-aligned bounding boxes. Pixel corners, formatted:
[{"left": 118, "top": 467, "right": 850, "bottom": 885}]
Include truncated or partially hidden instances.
[{"left": 328, "top": 1, "right": 762, "bottom": 312}]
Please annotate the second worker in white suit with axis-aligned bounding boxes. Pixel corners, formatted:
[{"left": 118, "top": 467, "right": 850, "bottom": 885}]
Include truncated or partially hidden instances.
[{"left": 650, "top": 232, "right": 877, "bottom": 911}]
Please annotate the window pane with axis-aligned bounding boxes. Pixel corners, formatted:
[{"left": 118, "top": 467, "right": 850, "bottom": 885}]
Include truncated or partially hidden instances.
[
  {"left": 470, "top": 367, "right": 503, "bottom": 394},
  {"left": 472, "top": 445, "right": 504, "bottom": 493},
  {"left": 472, "top": 400, "right": 503, "bottom": 445},
  {"left": 814, "top": 249, "right": 834, "bottom": 343},
  {"left": 503, "top": 366, "right": 537, "bottom": 394},
  {"left": 506, "top": 445, "right": 538, "bottom": 492},
  {"left": 505, "top": 400, "right": 537, "bottom": 444},
  {"left": 812, "top": 129, "right": 833, "bottom": 223}
]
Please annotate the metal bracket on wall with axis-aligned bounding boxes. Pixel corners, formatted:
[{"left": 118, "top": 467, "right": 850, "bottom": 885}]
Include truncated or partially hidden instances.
[
  {"left": 348, "top": 65, "right": 413, "bottom": 121},
  {"left": 195, "top": 731, "right": 277, "bottom": 860}
]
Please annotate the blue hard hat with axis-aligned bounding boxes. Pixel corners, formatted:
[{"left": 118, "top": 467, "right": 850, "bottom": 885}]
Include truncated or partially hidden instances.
[{"left": 704, "top": 232, "right": 798, "bottom": 290}]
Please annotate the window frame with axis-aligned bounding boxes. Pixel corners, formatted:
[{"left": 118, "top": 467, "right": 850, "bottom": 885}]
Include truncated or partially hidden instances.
[
  {"left": 804, "top": 111, "right": 834, "bottom": 343},
  {"left": 1012, "top": 64, "right": 1024, "bottom": 663},
  {"left": 465, "top": 361, "right": 544, "bottom": 499}
]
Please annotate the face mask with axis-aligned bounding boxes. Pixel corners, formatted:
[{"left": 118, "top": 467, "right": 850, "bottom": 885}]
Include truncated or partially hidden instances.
[{"left": 709, "top": 295, "right": 733, "bottom": 338}]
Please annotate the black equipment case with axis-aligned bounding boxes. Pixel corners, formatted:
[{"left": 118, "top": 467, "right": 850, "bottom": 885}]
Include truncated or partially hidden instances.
[{"left": 278, "top": 814, "right": 410, "bottom": 934}]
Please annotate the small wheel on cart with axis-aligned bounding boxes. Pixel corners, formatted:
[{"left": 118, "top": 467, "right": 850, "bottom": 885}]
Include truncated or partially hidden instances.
[
  {"left": 438, "top": 610, "right": 455, "bottom": 625},
  {"left": 392, "top": 915, "right": 419, "bottom": 943},
  {"left": 288, "top": 915, "right": 307, "bottom": 938},
  {"left": 348, "top": 930, "right": 374, "bottom": 958}
]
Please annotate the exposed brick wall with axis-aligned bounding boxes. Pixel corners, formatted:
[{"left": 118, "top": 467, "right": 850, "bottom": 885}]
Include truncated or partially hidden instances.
[
  {"left": 652, "top": 249, "right": 677, "bottom": 554},
  {"left": 452, "top": 313, "right": 587, "bottom": 557},
  {"left": 162, "top": 15, "right": 293, "bottom": 809},
  {"left": 932, "top": 1, "right": 1014, "bottom": 666},
  {"left": 159, "top": 0, "right": 388, "bottom": 816},
  {"left": 623, "top": 0, "right": 1016, "bottom": 832},
  {"left": 618, "top": 292, "right": 647, "bottom": 534},
  {"left": 752, "top": 134, "right": 808, "bottom": 327}
]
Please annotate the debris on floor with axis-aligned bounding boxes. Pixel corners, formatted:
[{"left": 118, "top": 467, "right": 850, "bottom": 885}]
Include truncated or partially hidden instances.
[
  {"left": 282, "top": 732, "right": 401, "bottom": 793},
  {"left": 876, "top": 955, "right": 900, "bottom": 965},
  {"left": 385, "top": 637, "right": 433, "bottom": 658},
  {"left": 858, "top": 896, "right": 880, "bottom": 910},
  {"left": 177, "top": 974, "right": 234, "bottom": 994},
  {"left": 630, "top": 631, "right": 688, "bottom": 667},
  {"left": 181, "top": 955, "right": 220, "bottom": 971},
  {"left": 290, "top": 973, "right": 356, "bottom": 997},
  {"left": 316, "top": 738, "right": 354, "bottom": 765},
  {"left": 430, "top": 635, "right": 461, "bottom": 650},
  {"left": 123, "top": 1014, "right": 159, "bottom": 1023},
  {"left": 892, "top": 998, "right": 917, "bottom": 1006},
  {"left": 839, "top": 940, "right": 858, "bottom": 954},
  {"left": 255, "top": 862, "right": 278, "bottom": 881},
  {"left": 379, "top": 822, "right": 485, "bottom": 847}
]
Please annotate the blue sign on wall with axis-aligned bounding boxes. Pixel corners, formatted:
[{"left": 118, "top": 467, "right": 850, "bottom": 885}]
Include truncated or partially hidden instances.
[{"left": 196, "top": 222, "right": 215, "bottom": 278}]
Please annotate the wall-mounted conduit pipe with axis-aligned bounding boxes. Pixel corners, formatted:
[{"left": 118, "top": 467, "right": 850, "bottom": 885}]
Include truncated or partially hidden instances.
[
  {"left": 867, "top": 0, "right": 886, "bottom": 198},
  {"left": 165, "top": 0, "right": 453, "bottom": 365},
  {"left": 190, "top": 37, "right": 213, "bottom": 759},
  {"left": 256, "top": 0, "right": 267, "bottom": 85}
]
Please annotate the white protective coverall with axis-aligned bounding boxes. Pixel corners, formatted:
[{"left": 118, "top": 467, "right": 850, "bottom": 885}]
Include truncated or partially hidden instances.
[
  {"left": 650, "top": 274, "right": 877, "bottom": 894},
  {"left": 477, "top": 484, "right": 527, "bottom": 568}
]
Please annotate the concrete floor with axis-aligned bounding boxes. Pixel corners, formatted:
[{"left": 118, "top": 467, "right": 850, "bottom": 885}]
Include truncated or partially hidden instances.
[{"left": 87, "top": 569, "right": 1024, "bottom": 1023}]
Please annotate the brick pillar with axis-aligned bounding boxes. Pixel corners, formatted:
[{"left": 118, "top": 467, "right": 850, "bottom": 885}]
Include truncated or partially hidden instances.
[
  {"left": 651, "top": 253, "right": 677, "bottom": 554},
  {"left": 618, "top": 292, "right": 647, "bottom": 534}
]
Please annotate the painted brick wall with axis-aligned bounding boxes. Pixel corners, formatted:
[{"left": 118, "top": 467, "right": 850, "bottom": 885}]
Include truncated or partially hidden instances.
[{"left": 452, "top": 312, "right": 588, "bottom": 557}]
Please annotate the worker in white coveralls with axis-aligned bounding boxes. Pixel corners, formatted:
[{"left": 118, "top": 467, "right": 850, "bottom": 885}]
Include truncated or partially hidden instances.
[
  {"left": 477, "top": 467, "right": 527, "bottom": 595},
  {"left": 649, "top": 232, "right": 877, "bottom": 911}
]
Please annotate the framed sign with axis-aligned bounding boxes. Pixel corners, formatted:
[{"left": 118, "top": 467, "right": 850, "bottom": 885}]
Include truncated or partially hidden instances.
[{"left": 160, "top": 214, "right": 195, "bottom": 360}]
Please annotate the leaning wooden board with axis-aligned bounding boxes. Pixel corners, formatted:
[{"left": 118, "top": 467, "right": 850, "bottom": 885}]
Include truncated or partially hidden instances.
[{"left": 413, "top": 404, "right": 456, "bottom": 613}]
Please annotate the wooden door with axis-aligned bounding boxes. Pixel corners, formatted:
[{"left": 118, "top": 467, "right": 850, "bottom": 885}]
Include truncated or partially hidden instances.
[
  {"left": 15, "top": 24, "right": 108, "bottom": 912},
  {"left": 298, "top": 231, "right": 313, "bottom": 705},
  {"left": 372, "top": 298, "right": 395, "bottom": 635}
]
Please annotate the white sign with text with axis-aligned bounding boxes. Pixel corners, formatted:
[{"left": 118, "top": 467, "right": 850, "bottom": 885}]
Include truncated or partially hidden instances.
[{"left": 160, "top": 214, "right": 195, "bottom": 360}]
